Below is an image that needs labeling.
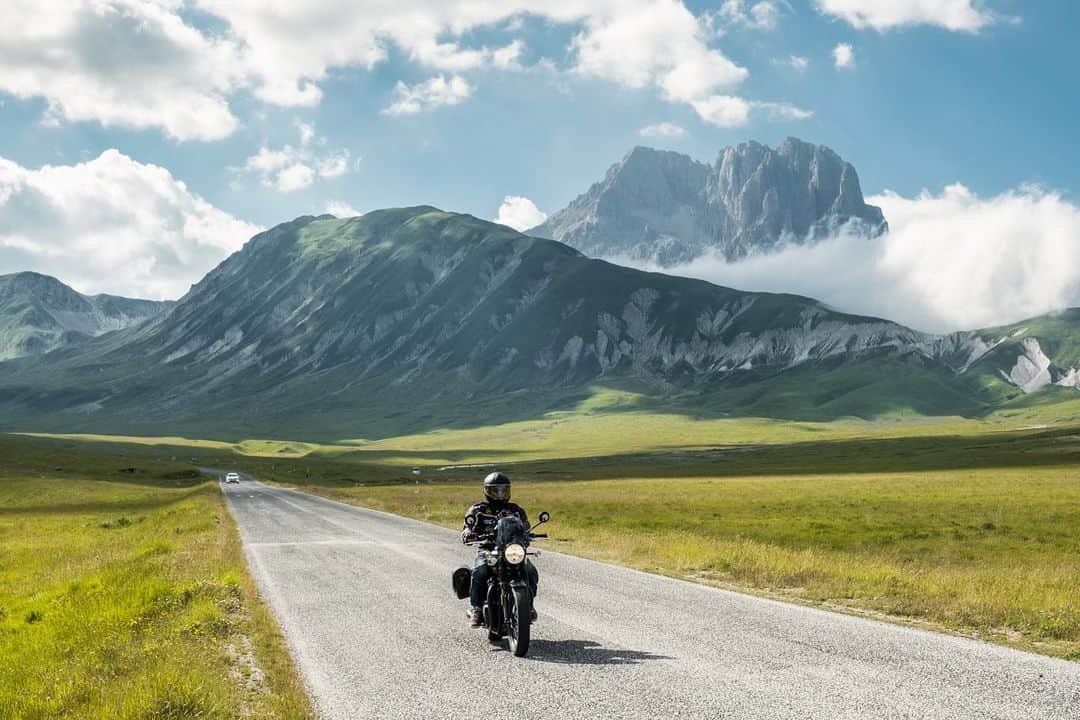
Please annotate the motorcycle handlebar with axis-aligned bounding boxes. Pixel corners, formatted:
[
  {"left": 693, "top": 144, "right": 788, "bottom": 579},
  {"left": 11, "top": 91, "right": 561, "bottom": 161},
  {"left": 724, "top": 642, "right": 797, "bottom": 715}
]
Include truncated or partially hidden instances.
[{"left": 465, "top": 533, "right": 547, "bottom": 545}]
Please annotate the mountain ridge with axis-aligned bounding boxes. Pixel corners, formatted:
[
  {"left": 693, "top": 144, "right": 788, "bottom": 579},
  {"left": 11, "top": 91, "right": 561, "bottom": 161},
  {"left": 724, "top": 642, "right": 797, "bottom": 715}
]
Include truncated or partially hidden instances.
[
  {"left": 0, "top": 271, "right": 173, "bottom": 360},
  {"left": 0, "top": 207, "right": 1075, "bottom": 439},
  {"left": 531, "top": 137, "right": 887, "bottom": 265}
]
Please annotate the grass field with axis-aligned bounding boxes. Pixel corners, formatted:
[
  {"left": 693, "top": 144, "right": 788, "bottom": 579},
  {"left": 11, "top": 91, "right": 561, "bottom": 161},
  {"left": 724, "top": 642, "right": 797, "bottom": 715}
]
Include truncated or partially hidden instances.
[
  {"left": 9, "top": 414, "right": 1080, "bottom": 665},
  {"left": 22, "top": 386, "right": 1080, "bottom": 467},
  {"left": 0, "top": 436, "right": 313, "bottom": 719}
]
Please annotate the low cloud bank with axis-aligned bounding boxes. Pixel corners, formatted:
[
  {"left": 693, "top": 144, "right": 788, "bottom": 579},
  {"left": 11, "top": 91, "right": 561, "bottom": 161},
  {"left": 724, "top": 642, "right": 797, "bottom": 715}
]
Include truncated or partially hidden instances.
[{"left": 628, "top": 183, "right": 1080, "bottom": 333}]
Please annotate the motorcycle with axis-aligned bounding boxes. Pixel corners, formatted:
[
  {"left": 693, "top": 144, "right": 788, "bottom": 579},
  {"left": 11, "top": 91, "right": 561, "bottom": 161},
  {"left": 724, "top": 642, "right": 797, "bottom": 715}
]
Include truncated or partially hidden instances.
[{"left": 453, "top": 510, "right": 550, "bottom": 657}]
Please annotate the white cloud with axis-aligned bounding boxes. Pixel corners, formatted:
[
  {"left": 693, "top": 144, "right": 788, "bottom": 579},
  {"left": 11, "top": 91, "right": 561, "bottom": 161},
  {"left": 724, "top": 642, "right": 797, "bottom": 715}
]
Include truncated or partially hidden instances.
[
  {"left": 833, "top": 43, "right": 856, "bottom": 69},
  {"left": 196, "top": 1, "right": 732, "bottom": 114},
  {"left": 631, "top": 184, "right": 1080, "bottom": 333},
  {"left": 867, "top": 184, "right": 1080, "bottom": 329},
  {"left": 492, "top": 39, "right": 525, "bottom": 70},
  {"left": 572, "top": 1, "right": 748, "bottom": 115},
  {"left": 0, "top": 150, "right": 260, "bottom": 299},
  {"left": 639, "top": 122, "right": 687, "bottom": 138},
  {"left": 0, "top": 1, "right": 806, "bottom": 138},
  {"left": 316, "top": 154, "right": 350, "bottom": 178},
  {"left": 0, "top": 0, "right": 244, "bottom": 141},
  {"left": 239, "top": 121, "right": 353, "bottom": 192},
  {"left": 757, "top": 101, "right": 814, "bottom": 121},
  {"left": 750, "top": 2, "right": 782, "bottom": 29},
  {"left": 273, "top": 162, "right": 316, "bottom": 192},
  {"left": 494, "top": 196, "right": 547, "bottom": 232},
  {"left": 719, "top": 1, "right": 783, "bottom": 30},
  {"left": 690, "top": 96, "right": 752, "bottom": 127},
  {"left": 815, "top": 0, "right": 1001, "bottom": 32},
  {"left": 691, "top": 96, "right": 812, "bottom": 127},
  {"left": 325, "top": 200, "right": 363, "bottom": 218},
  {"left": 295, "top": 120, "right": 316, "bottom": 146},
  {"left": 193, "top": 1, "right": 631, "bottom": 109},
  {"left": 383, "top": 75, "right": 473, "bottom": 115},
  {"left": 785, "top": 55, "right": 809, "bottom": 72}
]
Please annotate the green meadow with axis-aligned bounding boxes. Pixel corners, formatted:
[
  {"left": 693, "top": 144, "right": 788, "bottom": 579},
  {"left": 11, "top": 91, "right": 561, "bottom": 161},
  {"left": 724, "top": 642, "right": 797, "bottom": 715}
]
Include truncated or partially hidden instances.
[
  {"left": 0, "top": 436, "right": 313, "bottom": 719},
  {"left": 26, "top": 385, "right": 1080, "bottom": 464},
  {"left": 5, "top": 399, "right": 1080, "bottom": 695}
]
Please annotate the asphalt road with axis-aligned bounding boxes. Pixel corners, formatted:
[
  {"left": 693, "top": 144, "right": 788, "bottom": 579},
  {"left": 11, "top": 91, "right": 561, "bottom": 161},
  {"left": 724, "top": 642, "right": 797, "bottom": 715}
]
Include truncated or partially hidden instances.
[{"left": 213, "top": 472, "right": 1080, "bottom": 720}]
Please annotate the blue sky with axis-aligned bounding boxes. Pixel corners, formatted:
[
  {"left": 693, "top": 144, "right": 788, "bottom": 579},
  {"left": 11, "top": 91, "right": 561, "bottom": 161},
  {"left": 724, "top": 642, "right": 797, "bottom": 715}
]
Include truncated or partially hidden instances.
[
  {"left": 0, "top": 0, "right": 1077, "bottom": 332},
  {"left": 2, "top": 0, "right": 1072, "bottom": 223}
]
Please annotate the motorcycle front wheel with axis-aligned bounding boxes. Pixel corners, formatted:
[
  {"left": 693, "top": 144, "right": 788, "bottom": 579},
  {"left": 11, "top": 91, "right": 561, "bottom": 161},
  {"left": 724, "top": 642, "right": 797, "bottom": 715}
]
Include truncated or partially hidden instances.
[
  {"left": 507, "top": 586, "right": 532, "bottom": 657},
  {"left": 486, "top": 603, "right": 503, "bottom": 643}
]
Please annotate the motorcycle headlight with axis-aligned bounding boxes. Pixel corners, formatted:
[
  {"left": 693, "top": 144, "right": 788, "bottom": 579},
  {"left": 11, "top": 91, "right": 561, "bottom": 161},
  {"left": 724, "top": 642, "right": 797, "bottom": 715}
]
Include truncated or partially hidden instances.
[{"left": 504, "top": 543, "right": 526, "bottom": 565}]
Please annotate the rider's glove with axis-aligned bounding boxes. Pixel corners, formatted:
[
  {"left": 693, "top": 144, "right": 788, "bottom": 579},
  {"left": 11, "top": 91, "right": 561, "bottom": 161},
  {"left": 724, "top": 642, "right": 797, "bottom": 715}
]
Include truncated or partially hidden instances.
[{"left": 461, "top": 529, "right": 475, "bottom": 544}]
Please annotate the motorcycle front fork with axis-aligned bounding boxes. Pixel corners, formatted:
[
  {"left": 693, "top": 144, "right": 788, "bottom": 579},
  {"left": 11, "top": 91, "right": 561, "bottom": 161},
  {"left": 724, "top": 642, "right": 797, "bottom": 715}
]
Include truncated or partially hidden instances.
[{"left": 484, "top": 582, "right": 502, "bottom": 629}]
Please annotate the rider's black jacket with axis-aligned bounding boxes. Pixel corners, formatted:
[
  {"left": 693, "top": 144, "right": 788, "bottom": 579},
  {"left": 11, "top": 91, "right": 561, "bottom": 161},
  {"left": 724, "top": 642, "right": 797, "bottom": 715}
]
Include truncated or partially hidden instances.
[{"left": 462, "top": 501, "right": 529, "bottom": 549}]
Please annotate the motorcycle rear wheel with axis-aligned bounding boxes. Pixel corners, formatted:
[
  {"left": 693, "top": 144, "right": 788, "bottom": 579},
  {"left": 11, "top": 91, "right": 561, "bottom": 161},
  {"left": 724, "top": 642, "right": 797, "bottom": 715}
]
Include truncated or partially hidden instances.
[{"left": 507, "top": 586, "right": 532, "bottom": 657}]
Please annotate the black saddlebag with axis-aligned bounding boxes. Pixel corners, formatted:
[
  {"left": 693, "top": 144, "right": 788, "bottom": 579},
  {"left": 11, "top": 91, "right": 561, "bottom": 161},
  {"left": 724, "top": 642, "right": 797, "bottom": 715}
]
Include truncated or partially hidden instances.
[{"left": 452, "top": 565, "right": 472, "bottom": 600}]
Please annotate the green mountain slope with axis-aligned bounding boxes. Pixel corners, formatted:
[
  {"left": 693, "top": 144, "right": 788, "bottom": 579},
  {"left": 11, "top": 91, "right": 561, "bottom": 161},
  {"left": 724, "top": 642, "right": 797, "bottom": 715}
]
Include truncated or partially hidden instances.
[
  {"left": 937, "top": 310, "right": 1080, "bottom": 421},
  {"left": 0, "top": 209, "right": 1075, "bottom": 439},
  {"left": 0, "top": 272, "right": 172, "bottom": 360},
  {"left": 968, "top": 310, "right": 1080, "bottom": 391}
]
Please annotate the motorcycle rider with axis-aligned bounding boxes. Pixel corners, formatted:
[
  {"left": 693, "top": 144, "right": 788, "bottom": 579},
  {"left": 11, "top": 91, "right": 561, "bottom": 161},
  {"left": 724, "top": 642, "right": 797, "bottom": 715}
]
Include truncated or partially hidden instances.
[{"left": 461, "top": 471, "right": 539, "bottom": 627}]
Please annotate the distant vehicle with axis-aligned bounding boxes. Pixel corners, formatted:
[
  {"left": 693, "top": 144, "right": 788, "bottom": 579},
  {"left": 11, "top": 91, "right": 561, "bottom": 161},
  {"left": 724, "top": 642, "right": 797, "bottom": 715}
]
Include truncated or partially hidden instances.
[{"left": 224, "top": 472, "right": 241, "bottom": 484}]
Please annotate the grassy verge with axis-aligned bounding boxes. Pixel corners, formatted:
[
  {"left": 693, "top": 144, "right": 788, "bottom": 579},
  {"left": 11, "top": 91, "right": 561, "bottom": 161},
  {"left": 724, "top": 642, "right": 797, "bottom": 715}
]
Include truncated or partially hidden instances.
[{"left": 0, "top": 436, "right": 313, "bottom": 719}]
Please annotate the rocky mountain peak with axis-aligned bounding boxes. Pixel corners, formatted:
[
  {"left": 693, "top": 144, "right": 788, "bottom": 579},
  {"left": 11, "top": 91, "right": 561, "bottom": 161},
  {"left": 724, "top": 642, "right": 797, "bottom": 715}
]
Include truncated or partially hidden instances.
[
  {"left": 0, "top": 271, "right": 92, "bottom": 312},
  {"left": 531, "top": 137, "right": 887, "bottom": 265}
]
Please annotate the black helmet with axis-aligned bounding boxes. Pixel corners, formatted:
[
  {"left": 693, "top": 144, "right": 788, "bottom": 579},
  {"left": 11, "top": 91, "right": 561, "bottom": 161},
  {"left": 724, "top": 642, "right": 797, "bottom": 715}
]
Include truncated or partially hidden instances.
[{"left": 483, "top": 471, "right": 511, "bottom": 504}]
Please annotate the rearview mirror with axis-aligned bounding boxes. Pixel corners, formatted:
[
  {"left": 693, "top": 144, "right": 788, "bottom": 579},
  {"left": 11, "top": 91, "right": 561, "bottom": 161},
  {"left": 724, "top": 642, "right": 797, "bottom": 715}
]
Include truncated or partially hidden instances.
[
  {"left": 538, "top": 511, "right": 550, "bottom": 524},
  {"left": 465, "top": 515, "right": 476, "bottom": 528}
]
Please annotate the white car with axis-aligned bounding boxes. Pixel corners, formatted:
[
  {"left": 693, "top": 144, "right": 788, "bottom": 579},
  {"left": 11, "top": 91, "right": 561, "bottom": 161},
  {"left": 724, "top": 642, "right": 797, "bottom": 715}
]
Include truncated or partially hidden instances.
[{"left": 224, "top": 472, "right": 241, "bottom": 484}]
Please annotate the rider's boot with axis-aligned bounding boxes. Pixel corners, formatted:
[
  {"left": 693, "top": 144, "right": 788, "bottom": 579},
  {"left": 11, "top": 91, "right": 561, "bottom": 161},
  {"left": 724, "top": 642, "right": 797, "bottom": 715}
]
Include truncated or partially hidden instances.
[{"left": 468, "top": 606, "right": 484, "bottom": 627}]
